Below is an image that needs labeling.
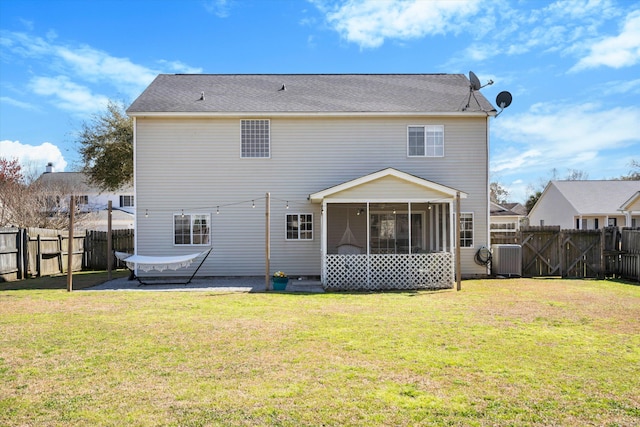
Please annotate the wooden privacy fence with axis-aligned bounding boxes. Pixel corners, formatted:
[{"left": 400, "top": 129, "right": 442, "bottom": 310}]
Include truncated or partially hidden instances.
[
  {"left": 0, "top": 227, "right": 135, "bottom": 281},
  {"left": 0, "top": 227, "right": 85, "bottom": 280},
  {"left": 0, "top": 228, "right": 27, "bottom": 281},
  {"left": 618, "top": 228, "right": 640, "bottom": 281},
  {"left": 84, "top": 229, "right": 134, "bottom": 270},
  {"left": 518, "top": 226, "right": 640, "bottom": 280}
]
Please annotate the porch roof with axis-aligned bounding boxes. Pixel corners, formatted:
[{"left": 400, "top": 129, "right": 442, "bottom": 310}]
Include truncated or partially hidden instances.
[{"left": 308, "top": 168, "right": 467, "bottom": 203}]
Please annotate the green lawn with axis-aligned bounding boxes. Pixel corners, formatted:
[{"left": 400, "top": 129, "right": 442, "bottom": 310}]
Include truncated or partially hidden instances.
[{"left": 1, "top": 278, "right": 638, "bottom": 426}]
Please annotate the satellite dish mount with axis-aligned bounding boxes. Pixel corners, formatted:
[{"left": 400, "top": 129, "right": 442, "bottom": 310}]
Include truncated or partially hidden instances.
[
  {"left": 495, "top": 91, "right": 512, "bottom": 117},
  {"left": 464, "top": 71, "right": 494, "bottom": 110}
]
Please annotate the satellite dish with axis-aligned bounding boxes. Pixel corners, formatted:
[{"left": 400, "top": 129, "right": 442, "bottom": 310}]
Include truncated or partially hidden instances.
[
  {"left": 495, "top": 91, "right": 513, "bottom": 117},
  {"left": 469, "top": 71, "right": 481, "bottom": 91},
  {"left": 496, "top": 91, "right": 512, "bottom": 109}
]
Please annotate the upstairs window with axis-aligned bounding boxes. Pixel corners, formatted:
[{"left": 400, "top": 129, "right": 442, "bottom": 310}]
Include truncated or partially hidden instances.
[
  {"left": 120, "top": 195, "right": 134, "bottom": 207},
  {"left": 174, "top": 213, "right": 211, "bottom": 246},
  {"left": 408, "top": 125, "right": 444, "bottom": 157},
  {"left": 241, "top": 119, "right": 270, "bottom": 158}
]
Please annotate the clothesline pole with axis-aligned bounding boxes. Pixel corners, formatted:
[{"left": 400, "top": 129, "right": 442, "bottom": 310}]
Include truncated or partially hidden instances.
[
  {"left": 265, "top": 192, "right": 271, "bottom": 291},
  {"left": 107, "top": 200, "right": 112, "bottom": 281},
  {"left": 67, "top": 195, "right": 74, "bottom": 292}
]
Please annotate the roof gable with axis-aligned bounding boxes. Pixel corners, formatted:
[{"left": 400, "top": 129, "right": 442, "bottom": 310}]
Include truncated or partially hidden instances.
[
  {"left": 309, "top": 168, "right": 467, "bottom": 203},
  {"left": 620, "top": 191, "right": 640, "bottom": 211},
  {"left": 127, "top": 74, "right": 496, "bottom": 115},
  {"left": 550, "top": 180, "right": 640, "bottom": 214}
]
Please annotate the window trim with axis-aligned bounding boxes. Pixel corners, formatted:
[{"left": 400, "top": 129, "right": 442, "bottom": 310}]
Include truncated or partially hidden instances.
[
  {"left": 407, "top": 125, "right": 444, "bottom": 158},
  {"left": 240, "top": 119, "right": 271, "bottom": 159},
  {"left": 458, "top": 212, "right": 474, "bottom": 248},
  {"left": 285, "top": 213, "right": 314, "bottom": 241},
  {"left": 173, "top": 212, "right": 212, "bottom": 246},
  {"left": 119, "top": 195, "right": 134, "bottom": 207}
]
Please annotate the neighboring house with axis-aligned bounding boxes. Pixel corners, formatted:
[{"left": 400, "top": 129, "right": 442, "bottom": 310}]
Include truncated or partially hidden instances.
[
  {"left": 528, "top": 180, "right": 640, "bottom": 230},
  {"left": 126, "top": 73, "right": 498, "bottom": 289},
  {"left": 490, "top": 202, "right": 527, "bottom": 244},
  {"left": 35, "top": 163, "right": 135, "bottom": 230}
]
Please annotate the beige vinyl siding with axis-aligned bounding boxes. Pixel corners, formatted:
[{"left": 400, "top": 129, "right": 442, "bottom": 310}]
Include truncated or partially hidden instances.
[{"left": 135, "top": 115, "right": 489, "bottom": 277}]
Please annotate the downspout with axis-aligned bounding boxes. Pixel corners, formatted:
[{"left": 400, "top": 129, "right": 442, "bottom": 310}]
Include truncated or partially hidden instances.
[{"left": 485, "top": 114, "right": 491, "bottom": 275}]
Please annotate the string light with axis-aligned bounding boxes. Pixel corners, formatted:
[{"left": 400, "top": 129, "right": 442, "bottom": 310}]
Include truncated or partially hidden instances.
[{"left": 140, "top": 195, "right": 323, "bottom": 218}]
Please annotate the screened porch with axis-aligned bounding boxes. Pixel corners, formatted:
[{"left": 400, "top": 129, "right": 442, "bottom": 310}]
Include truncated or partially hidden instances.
[
  {"left": 310, "top": 168, "right": 466, "bottom": 291},
  {"left": 323, "top": 202, "right": 455, "bottom": 290}
]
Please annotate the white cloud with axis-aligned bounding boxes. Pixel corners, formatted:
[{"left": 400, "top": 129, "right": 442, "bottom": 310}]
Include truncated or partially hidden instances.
[
  {"left": 314, "top": 0, "right": 482, "bottom": 48},
  {"left": 203, "top": 0, "right": 233, "bottom": 18},
  {"left": 55, "top": 45, "right": 158, "bottom": 92},
  {"left": 156, "top": 60, "right": 203, "bottom": 74},
  {"left": 1, "top": 31, "right": 201, "bottom": 114},
  {"left": 571, "top": 10, "right": 640, "bottom": 71},
  {"left": 0, "top": 140, "right": 67, "bottom": 174},
  {"left": 0, "top": 96, "right": 39, "bottom": 111},
  {"left": 29, "top": 76, "right": 110, "bottom": 115},
  {"left": 491, "top": 103, "right": 640, "bottom": 176},
  {"left": 598, "top": 78, "right": 640, "bottom": 95}
]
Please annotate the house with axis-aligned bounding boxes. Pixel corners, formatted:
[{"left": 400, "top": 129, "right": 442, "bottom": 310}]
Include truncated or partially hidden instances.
[
  {"left": 126, "top": 73, "right": 498, "bottom": 289},
  {"left": 528, "top": 180, "right": 640, "bottom": 230},
  {"left": 490, "top": 202, "right": 527, "bottom": 244},
  {"left": 35, "top": 164, "right": 135, "bottom": 230}
]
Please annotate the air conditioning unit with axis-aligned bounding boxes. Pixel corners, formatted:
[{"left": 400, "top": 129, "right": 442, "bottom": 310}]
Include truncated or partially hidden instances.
[{"left": 492, "top": 244, "right": 522, "bottom": 277}]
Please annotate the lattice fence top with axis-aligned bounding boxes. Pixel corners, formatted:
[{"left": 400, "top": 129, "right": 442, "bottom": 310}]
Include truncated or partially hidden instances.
[{"left": 325, "top": 253, "right": 453, "bottom": 291}]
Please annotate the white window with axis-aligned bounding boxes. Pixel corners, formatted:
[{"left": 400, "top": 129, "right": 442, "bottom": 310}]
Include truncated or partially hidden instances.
[
  {"left": 408, "top": 125, "right": 444, "bottom": 157},
  {"left": 459, "top": 213, "right": 474, "bottom": 248},
  {"left": 241, "top": 119, "right": 270, "bottom": 158},
  {"left": 286, "top": 214, "right": 313, "bottom": 240},
  {"left": 174, "top": 213, "right": 211, "bottom": 246},
  {"left": 120, "top": 195, "right": 134, "bottom": 207}
]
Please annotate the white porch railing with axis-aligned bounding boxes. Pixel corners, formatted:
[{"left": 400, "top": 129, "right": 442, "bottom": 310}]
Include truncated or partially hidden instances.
[{"left": 324, "top": 252, "right": 454, "bottom": 291}]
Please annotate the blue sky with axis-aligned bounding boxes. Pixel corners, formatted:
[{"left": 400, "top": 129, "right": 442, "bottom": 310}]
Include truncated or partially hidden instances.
[{"left": 1, "top": 0, "right": 639, "bottom": 202}]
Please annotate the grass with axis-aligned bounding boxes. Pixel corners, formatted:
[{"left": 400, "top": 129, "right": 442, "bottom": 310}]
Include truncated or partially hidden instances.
[{"left": 1, "top": 277, "right": 639, "bottom": 426}]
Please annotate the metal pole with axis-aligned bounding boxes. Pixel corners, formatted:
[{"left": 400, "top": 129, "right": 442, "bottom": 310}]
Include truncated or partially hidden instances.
[{"left": 67, "top": 195, "right": 74, "bottom": 292}]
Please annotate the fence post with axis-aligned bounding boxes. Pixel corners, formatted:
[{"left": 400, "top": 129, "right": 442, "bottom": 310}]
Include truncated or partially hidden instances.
[{"left": 36, "top": 234, "right": 42, "bottom": 278}]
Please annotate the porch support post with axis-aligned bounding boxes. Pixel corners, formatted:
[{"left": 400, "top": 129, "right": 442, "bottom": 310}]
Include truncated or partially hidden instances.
[
  {"left": 455, "top": 192, "right": 461, "bottom": 291},
  {"left": 265, "top": 192, "right": 270, "bottom": 291},
  {"left": 321, "top": 200, "right": 327, "bottom": 285}
]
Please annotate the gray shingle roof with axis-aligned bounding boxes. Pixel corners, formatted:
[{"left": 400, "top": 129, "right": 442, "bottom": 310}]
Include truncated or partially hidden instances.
[
  {"left": 552, "top": 180, "right": 640, "bottom": 214},
  {"left": 127, "top": 74, "right": 496, "bottom": 114}
]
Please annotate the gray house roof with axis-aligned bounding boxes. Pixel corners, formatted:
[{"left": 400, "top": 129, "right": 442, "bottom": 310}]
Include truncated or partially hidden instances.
[
  {"left": 546, "top": 180, "right": 640, "bottom": 215},
  {"left": 35, "top": 172, "right": 94, "bottom": 193},
  {"left": 491, "top": 202, "right": 527, "bottom": 216},
  {"left": 127, "top": 74, "right": 496, "bottom": 115}
]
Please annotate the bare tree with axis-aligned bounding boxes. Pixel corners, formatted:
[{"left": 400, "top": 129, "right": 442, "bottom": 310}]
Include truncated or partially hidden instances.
[
  {"left": 490, "top": 181, "right": 510, "bottom": 204},
  {"left": 0, "top": 162, "right": 93, "bottom": 229}
]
